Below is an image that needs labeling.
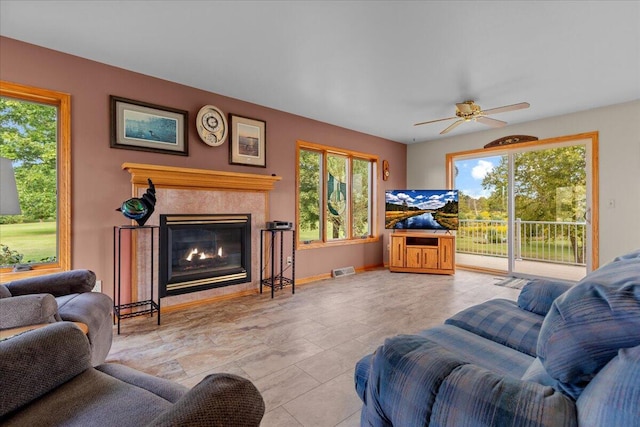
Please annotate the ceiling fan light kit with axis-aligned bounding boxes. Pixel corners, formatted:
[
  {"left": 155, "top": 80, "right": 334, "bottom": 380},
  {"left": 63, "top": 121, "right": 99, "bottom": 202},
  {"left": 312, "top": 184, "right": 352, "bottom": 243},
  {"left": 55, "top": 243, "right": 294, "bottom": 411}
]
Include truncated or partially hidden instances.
[{"left": 414, "top": 100, "right": 530, "bottom": 135}]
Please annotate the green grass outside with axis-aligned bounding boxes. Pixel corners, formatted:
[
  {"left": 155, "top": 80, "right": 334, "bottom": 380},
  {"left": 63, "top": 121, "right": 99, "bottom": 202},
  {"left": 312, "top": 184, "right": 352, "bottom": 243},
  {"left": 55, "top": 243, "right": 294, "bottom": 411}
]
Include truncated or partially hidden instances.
[
  {"left": 298, "top": 227, "right": 320, "bottom": 243},
  {"left": 0, "top": 221, "right": 57, "bottom": 263},
  {"left": 456, "top": 235, "right": 580, "bottom": 261}
]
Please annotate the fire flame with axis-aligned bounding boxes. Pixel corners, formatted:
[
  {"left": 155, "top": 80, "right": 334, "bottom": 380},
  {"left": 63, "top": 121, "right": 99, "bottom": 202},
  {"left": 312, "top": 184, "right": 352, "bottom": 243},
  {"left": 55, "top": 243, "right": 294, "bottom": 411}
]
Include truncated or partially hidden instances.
[
  {"left": 185, "top": 247, "right": 222, "bottom": 261},
  {"left": 186, "top": 248, "right": 199, "bottom": 262}
]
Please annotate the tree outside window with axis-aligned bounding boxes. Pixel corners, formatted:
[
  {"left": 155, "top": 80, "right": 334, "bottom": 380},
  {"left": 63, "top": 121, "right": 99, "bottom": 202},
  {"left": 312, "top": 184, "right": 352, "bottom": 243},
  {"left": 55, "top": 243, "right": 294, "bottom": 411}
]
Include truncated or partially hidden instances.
[
  {"left": 0, "top": 97, "right": 57, "bottom": 266},
  {"left": 298, "top": 149, "right": 322, "bottom": 243},
  {"left": 297, "top": 141, "right": 377, "bottom": 247},
  {"left": 0, "top": 81, "right": 70, "bottom": 277},
  {"left": 351, "top": 158, "right": 371, "bottom": 238},
  {"left": 326, "top": 154, "right": 348, "bottom": 240}
]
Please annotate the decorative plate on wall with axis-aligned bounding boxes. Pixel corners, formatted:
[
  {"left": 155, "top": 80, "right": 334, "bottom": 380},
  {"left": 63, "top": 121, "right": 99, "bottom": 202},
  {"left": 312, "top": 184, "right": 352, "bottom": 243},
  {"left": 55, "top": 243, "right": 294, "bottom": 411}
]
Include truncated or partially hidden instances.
[{"left": 196, "top": 105, "right": 228, "bottom": 146}]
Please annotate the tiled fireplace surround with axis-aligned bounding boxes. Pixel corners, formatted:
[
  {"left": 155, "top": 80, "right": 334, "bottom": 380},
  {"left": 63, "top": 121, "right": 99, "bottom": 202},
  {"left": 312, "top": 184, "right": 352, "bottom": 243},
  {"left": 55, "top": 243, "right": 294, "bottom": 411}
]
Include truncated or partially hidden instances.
[{"left": 122, "top": 163, "right": 281, "bottom": 311}]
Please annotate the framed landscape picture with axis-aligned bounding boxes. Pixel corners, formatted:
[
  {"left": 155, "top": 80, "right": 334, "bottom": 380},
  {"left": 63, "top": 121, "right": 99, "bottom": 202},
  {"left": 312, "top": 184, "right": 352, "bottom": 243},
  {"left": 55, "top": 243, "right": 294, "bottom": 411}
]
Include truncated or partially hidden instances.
[
  {"left": 229, "top": 114, "right": 266, "bottom": 168},
  {"left": 110, "top": 96, "right": 188, "bottom": 156}
]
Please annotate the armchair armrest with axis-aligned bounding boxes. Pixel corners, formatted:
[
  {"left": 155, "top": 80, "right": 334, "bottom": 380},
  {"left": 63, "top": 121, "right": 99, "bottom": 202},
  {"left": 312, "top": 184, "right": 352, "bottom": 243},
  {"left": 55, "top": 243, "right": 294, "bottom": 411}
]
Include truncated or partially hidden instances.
[
  {"left": 0, "top": 293, "right": 60, "bottom": 330},
  {"left": 56, "top": 292, "right": 113, "bottom": 366},
  {"left": 95, "top": 363, "right": 188, "bottom": 403},
  {"left": 4, "top": 270, "right": 96, "bottom": 297},
  {"left": 147, "top": 373, "right": 265, "bottom": 427},
  {"left": 0, "top": 322, "right": 91, "bottom": 417}
]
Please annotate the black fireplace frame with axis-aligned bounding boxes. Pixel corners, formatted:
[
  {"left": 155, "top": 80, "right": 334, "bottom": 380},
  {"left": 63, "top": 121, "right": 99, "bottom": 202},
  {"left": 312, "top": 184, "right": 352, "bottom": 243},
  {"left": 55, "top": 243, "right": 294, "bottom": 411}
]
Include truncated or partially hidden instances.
[{"left": 159, "top": 214, "right": 252, "bottom": 297}]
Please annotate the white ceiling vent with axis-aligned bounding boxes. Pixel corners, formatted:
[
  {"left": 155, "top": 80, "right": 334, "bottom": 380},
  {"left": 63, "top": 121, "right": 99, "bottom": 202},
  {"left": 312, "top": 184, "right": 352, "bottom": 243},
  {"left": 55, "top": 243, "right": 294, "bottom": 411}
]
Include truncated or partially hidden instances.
[{"left": 332, "top": 266, "right": 355, "bottom": 278}]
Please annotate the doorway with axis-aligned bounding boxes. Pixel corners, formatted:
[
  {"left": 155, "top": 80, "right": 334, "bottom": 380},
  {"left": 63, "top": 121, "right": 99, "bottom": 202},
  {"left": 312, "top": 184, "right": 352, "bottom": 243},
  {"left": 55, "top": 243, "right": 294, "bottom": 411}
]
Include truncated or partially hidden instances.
[{"left": 447, "top": 133, "right": 598, "bottom": 281}]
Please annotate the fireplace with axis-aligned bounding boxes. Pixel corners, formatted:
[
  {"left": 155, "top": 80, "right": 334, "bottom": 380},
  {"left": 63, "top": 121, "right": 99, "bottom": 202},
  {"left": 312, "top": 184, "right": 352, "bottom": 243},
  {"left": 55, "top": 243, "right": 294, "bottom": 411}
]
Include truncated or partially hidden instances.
[{"left": 159, "top": 214, "right": 251, "bottom": 297}]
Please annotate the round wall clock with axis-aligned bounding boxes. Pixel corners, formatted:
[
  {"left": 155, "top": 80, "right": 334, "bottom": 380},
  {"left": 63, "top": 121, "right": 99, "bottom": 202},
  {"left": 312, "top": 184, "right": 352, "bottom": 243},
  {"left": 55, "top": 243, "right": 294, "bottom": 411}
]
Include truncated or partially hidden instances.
[{"left": 196, "top": 105, "right": 228, "bottom": 146}]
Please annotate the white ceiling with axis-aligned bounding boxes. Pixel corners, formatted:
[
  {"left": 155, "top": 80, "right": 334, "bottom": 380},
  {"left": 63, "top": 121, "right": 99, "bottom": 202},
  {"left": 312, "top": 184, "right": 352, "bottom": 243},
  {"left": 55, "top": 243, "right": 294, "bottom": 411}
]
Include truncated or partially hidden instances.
[{"left": 1, "top": 1, "right": 639, "bottom": 144}]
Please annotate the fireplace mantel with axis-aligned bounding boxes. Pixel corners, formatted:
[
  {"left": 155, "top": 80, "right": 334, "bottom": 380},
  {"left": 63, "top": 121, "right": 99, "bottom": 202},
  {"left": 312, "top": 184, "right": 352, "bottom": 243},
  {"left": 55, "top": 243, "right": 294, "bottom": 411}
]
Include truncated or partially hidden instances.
[{"left": 122, "top": 162, "right": 281, "bottom": 192}]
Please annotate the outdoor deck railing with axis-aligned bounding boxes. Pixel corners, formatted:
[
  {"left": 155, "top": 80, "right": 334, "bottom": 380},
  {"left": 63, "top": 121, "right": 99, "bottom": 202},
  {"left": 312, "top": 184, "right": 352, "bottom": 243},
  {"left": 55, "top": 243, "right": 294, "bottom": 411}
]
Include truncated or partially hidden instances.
[{"left": 457, "top": 219, "right": 587, "bottom": 266}]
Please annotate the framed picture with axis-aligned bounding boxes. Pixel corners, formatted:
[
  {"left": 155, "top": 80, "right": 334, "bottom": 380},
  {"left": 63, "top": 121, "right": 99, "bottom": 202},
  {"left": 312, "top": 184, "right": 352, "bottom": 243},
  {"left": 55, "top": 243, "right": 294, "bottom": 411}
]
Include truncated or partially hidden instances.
[
  {"left": 229, "top": 114, "right": 266, "bottom": 167},
  {"left": 110, "top": 96, "right": 188, "bottom": 156}
]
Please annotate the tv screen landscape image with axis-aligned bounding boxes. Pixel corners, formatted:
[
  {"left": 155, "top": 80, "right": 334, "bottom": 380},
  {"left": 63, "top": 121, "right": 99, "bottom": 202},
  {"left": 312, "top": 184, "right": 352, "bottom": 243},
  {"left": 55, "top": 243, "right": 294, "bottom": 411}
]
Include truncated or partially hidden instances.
[{"left": 385, "top": 189, "right": 459, "bottom": 230}]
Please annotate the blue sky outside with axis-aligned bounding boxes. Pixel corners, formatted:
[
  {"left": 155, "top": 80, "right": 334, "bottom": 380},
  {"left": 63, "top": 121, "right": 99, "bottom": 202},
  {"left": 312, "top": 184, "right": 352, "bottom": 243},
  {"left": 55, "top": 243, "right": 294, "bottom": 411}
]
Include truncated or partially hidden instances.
[{"left": 454, "top": 156, "right": 502, "bottom": 199}]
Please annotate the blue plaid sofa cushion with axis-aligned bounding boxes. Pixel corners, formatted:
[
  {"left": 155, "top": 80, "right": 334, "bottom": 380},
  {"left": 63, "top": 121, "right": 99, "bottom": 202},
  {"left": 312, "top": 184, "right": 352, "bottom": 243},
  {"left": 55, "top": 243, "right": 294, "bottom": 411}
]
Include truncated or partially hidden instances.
[
  {"left": 537, "top": 254, "right": 640, "bottom": 399},
  {"left": 359, "top": 334, "right": 575, "bottom": 427},
  {"left": 517, "top": 279, "right": 573, "bottom": 316},
  {"left": 445, "top": 299, "right": 544, "bottom": 357},
  {"left": 576, "top": 344, "right": 640, "bottom": 425},
  {"left": 418, "top": 324, "right": 533, "bottom": 378}
]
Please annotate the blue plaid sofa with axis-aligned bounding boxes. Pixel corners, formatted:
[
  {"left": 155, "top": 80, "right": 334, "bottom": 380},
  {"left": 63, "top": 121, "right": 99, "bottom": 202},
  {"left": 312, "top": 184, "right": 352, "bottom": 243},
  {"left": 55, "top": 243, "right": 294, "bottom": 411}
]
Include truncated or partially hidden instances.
[{"left": 355, "top": 249, "right": 640, "bottom": 426}]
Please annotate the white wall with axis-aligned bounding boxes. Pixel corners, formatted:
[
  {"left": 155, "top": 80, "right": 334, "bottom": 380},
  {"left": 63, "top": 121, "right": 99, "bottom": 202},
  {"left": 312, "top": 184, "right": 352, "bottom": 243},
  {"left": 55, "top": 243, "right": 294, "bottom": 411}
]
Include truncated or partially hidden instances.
[{"left": 407, "top": 100, "right": 640, "bottom": 265}]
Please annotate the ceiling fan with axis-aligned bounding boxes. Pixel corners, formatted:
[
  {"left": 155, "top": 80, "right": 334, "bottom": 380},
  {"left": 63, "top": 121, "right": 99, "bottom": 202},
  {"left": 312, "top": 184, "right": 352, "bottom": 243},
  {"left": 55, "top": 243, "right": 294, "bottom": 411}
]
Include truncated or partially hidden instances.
[{"left": 414, "top": 100, "right": 530, "bottom": 135}]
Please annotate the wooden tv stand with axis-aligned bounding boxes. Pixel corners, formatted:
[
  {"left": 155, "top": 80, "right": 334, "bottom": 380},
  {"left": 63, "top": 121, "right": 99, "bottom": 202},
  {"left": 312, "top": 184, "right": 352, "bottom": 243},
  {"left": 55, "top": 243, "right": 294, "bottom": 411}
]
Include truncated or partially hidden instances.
[{"left": 389, "top": 231, "right": 455, "bottom": 274}]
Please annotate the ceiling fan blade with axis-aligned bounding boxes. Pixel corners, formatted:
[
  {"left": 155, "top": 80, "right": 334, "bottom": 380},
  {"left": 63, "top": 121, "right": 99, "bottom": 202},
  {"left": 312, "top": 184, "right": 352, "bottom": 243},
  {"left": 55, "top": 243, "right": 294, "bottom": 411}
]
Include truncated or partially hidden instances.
[
  {"left": 440, "top": 119, "right": 464, "bottom": 134},
  {"left": 413, "top": 116, "right": 458, "bottom": 126},
  {"left": 476, "top": 116, "right": 507, "bottom": 128},
  {"left": 482, "top": 102, "right": 530, "bottom": 115}
]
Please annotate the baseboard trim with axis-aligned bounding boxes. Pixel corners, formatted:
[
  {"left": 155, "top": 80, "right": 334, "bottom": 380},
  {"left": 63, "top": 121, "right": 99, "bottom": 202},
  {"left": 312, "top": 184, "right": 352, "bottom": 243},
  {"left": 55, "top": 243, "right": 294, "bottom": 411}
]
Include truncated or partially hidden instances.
[{"left": 159, "top": 289, "right": 258, "bottom": 314}]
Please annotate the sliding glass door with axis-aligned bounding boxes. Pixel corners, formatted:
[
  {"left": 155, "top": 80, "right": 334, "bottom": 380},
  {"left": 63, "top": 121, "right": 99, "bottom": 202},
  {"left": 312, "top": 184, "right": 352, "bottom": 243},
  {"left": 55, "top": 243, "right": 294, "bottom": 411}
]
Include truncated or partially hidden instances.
[
  {"left": 454, "top": 153, "right": 509, "bottom": 272},
  {"left": 511, "top": 144, "right": 590, "bottom": 279},
  {"left": 449, "top": 133, "right": 597, "bottom": 281}
]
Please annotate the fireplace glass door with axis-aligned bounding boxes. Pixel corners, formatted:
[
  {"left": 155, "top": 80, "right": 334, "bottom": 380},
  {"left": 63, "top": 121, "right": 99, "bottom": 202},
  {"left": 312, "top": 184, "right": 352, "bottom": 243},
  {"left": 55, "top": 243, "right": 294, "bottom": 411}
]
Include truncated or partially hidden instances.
[
  {"left": 170, "top": 227, "right": 242, "bottom": 279},
  {"left": 160, "top": 214, "right": 251, "bottom": 296}
]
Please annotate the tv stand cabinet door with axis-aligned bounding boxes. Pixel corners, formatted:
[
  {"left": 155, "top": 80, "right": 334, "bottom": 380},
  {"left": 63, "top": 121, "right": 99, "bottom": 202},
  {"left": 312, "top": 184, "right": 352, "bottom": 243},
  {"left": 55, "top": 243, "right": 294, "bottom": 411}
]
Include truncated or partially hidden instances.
[
  {"left": 423, "top": 247, "right": 439, "bottom": 269},
  {"left": 440, "top": 238, "right": 454, "bottom": 271},
  {"left": 390, "top": 235, "right": 405, "bottom": 268},
  {"left": 406, "top": 247, "right": 422, "bottom": 268}
]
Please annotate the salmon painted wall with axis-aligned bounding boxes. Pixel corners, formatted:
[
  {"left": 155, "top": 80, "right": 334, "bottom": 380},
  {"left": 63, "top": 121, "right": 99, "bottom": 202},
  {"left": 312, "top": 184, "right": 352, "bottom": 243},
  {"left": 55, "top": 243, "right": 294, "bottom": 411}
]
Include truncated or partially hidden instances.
[{"left": 0, "top": 36, "right": 407, "bottom": 299}]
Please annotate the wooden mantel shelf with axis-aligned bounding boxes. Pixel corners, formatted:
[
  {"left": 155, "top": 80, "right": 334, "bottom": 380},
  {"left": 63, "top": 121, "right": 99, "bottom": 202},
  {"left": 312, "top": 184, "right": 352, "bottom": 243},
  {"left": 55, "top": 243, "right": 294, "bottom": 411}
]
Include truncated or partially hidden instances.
[{"left": 122, "top": 163, "right": 282, "bottom": 192}]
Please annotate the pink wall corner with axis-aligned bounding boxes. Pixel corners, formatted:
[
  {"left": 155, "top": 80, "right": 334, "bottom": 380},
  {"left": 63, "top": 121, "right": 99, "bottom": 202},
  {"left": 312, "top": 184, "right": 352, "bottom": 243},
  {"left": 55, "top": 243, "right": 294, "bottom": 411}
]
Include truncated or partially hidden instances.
[{"left": 0, "top": 36, "right": 407, "bottom": 300}]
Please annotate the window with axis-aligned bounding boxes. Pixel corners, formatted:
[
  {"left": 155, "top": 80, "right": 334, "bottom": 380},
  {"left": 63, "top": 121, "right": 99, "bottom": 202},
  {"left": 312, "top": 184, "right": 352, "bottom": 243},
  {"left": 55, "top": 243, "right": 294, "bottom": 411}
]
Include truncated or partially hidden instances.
[
  {"left": 296, "top": 140, "right": 377, "bottom": 248},
  {"left": 0, "top": 81, "right": 71, "bottom": 278}
]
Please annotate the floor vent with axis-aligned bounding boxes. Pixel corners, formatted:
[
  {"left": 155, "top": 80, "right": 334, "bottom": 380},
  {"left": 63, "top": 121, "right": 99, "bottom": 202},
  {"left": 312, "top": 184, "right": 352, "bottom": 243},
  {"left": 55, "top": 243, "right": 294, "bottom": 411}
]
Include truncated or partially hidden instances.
[{"left": 332, "top": 266, "right": 356, "bottom": 278}]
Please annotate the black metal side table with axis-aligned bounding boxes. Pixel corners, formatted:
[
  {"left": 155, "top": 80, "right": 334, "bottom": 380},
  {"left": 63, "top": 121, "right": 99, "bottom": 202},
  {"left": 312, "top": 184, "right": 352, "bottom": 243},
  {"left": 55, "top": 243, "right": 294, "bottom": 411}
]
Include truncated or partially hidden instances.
[
  {"left": 260, "top": 228, "right": 295, "bottom": 298},
  {"left": 113, "top": 225, "right": 160, "bottom": 334}
]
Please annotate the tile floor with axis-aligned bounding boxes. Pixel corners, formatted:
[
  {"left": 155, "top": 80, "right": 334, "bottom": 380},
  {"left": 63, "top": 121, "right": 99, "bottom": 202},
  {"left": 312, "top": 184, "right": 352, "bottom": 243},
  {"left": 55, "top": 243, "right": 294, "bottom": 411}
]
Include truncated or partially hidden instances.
[{"left": 106, "top": 268, "right": 521, "bottom": 427}]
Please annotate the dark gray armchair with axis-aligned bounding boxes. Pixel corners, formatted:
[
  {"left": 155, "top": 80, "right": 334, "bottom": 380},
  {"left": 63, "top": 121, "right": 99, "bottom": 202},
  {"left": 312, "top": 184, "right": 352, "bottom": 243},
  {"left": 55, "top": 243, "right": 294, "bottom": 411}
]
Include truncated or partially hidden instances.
[
  {"left": 0, "top": 269, "right": 113, "bottom": 365},
  {"left": 0, "top": 322, "right": 265, "bottom": 426}
]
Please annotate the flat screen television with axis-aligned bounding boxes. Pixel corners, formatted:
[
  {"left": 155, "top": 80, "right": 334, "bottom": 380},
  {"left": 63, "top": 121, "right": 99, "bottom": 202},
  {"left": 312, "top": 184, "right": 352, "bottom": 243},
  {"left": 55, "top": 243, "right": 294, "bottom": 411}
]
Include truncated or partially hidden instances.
[{"left": 385, "top": 189, "right": 459, "bottom": 230}]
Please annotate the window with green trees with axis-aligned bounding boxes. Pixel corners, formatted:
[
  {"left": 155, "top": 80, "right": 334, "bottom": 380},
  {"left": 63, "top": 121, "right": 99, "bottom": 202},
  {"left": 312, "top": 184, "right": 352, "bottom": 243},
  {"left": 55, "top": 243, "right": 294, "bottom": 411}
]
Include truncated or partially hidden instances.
[
  {"left": 296, "top": 141, "right": 377, "bottom": 247},
  {"left": 0, "top": 81, "right": 70, "bottom": 277}
]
